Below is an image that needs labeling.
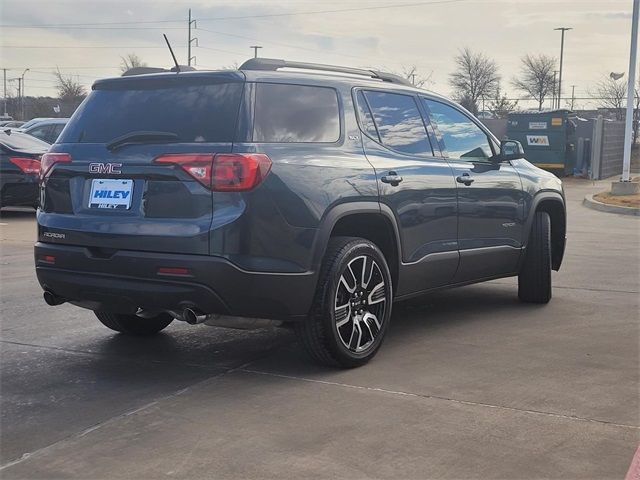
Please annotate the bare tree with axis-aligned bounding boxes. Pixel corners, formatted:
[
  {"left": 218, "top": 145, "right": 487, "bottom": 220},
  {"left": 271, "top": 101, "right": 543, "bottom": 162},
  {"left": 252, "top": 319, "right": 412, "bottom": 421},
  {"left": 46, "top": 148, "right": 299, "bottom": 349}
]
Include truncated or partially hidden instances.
[
  {"left": 53, "top": 69, "right": 86, "bottom": 102},
  {"left": 401, "top": 65, "right": 433, "bottom": 88},
  {"left": 487, "top": 86, "right": 518, "bottom": 118},
  {"left": 590, "top": 75, "right": 627, "bottom": 120},
  {"left": 449, "top": 47, "right": 500, "bottom": 115},
  {"left": 512, "top": 54, "right": 556, "bottom": 111},
  {"left": 120, "top": 53, "right": 147, "bottom": 73}
]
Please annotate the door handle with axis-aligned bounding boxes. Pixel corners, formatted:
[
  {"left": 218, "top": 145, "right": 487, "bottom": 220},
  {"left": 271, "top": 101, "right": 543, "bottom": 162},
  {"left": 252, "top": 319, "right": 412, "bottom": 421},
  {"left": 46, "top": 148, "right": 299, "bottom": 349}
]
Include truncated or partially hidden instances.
[
  {"left": 456, "top": 173, "right": 475, "bottom": 186},
  {"left": 381, "top": 171, "right": 403, "bottom": 186}
]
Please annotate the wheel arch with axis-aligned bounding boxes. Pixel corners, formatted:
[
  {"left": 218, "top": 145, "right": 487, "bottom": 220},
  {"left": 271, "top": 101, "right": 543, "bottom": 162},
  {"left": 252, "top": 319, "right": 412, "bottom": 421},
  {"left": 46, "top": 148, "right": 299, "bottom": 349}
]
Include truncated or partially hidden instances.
[
  {"left": 312, "top": 202, "right": 402, "bottom": 290},
  {"left": 526, "top": 192, "right": 566, "bottom": 271}
]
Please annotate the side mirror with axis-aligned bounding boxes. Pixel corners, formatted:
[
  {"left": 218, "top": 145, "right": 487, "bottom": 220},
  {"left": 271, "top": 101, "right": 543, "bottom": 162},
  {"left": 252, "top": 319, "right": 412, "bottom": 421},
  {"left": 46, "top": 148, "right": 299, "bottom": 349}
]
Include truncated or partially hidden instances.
[{"left": 499, "top": 140, "right": 525, "bottom": 161}]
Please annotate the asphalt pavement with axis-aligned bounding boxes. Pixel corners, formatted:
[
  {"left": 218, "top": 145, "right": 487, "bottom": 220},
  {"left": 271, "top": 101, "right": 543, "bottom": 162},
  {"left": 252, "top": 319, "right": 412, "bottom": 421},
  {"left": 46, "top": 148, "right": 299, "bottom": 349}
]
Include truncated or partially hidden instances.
[{"left": 1, "top": 178, "right": 638, "bottom": 479}]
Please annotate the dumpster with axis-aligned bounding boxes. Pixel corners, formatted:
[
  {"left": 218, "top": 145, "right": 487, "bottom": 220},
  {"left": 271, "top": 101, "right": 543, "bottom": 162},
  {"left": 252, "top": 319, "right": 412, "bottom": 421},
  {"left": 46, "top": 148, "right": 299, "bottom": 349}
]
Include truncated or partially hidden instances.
[{"left": 506, "top": 109, "right": 577, "bottom": 175}]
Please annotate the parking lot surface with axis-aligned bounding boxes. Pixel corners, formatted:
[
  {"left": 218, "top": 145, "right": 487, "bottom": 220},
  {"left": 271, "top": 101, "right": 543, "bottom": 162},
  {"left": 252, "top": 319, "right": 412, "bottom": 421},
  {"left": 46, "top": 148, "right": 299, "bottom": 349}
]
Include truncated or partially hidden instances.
[{"left": 1, "top": 178, "right": 638, "bottom": 479}]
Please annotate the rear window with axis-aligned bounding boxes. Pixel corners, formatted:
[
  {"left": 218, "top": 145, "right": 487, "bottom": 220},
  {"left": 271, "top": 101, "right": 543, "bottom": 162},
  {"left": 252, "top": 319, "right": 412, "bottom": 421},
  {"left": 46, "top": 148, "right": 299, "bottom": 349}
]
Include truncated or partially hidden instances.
[
  {"left": 0, "top": 131, "right": 49, "bottom": 151},
  {"left": 253, "top": 83, "right": 340, "bottom": 143},
  {"left": 59, "top": 82, "right": 243, "bottom": 144}
]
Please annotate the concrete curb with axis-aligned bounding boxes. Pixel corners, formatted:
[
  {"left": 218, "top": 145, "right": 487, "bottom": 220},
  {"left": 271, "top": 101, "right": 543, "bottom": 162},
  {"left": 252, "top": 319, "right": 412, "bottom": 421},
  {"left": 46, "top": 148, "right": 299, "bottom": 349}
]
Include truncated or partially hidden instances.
[{"left": 583, "top": 194, "right": 640, "bottom": 216}]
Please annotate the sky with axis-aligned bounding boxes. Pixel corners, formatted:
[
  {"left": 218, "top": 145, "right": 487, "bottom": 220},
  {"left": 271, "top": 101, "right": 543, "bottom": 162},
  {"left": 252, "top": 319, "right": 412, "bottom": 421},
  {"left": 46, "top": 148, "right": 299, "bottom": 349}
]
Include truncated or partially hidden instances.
[{"left": 0, "top": 0, "right": 636, "bottom": 109}]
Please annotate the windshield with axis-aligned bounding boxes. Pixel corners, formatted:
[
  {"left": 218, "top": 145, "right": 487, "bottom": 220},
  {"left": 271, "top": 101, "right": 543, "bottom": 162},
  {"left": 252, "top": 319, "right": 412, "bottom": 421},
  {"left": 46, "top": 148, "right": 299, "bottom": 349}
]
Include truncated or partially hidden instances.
[{"left": 59, "top": 81, "right": 244, "bottom": 144}]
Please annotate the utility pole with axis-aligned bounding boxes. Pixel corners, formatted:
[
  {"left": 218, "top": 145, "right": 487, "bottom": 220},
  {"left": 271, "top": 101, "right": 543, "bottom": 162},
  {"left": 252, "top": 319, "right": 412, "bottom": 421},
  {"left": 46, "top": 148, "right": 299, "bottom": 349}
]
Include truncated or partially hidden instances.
[
  {"left": 250, "top": 46, "right": 262, "bottom": 58},
  {"left": 16, "top": 78, "right": 22, "bottom": 120},
  {"left": 570, "top": 85, "right": 576, "bottom": 110},
  {"left": 21, "top": 68, "right": 29, "bottom": 120},
  {"left": 2, "top": 69, "right": 7, "bottom": 117},
  {"left": 554, "top": 27, "right": 572, "bottom": 110},
  {"left": 187, "top": 9, "right": 197, "bottom": 66},
  {"left": 621, "top": 0, "right": 639, "bottom": 183},
  {"left": 552, "top": 70, "right": 558, "bottom": 109}
]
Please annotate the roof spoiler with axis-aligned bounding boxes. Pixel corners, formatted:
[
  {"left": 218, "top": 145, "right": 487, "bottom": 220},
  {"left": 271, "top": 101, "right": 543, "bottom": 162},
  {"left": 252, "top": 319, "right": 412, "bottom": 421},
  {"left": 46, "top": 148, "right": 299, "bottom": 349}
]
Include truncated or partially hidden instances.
[
  {"left": 239, "top": 58, "right": 413, "bottom": 87},
  {"left": 122, "top": 65, "right": 196, "bottom": 76}
]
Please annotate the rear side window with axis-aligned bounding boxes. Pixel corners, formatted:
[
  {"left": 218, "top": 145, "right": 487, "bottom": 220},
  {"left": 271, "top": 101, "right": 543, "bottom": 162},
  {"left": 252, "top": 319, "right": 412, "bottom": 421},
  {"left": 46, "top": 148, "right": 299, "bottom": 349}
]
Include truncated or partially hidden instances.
[
  {"left": 253, "top": 83, "right": 340, "bottom": 143},
  {"left": 363, "top": 91, "right": 432, "bottom": 155},
  {"left": 59, "top": 82, "right": 243, "bottom": 144}
]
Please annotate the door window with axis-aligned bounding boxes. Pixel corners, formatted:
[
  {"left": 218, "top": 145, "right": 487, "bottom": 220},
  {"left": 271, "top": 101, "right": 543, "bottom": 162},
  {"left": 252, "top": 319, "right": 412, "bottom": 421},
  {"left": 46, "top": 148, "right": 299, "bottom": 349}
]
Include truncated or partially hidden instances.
[
  {"left": 49, "top": 124, "right": 65, "bottom": 143},
  {"left": 423, "top": 99, "right": 493, "bottom": 161},
  {"left": 28, "top": 125, "right": 52, "bottom": 142},
  {"left": 363, "top": 91, "right": 432, "bottom": 155}
]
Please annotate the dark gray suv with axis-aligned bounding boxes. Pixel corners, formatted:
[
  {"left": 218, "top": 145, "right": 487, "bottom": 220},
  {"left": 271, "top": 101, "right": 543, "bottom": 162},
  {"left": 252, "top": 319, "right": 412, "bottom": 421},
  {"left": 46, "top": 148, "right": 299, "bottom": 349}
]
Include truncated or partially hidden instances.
[{"left": 35, "top": 58, "right": 566, "bottom": 367}]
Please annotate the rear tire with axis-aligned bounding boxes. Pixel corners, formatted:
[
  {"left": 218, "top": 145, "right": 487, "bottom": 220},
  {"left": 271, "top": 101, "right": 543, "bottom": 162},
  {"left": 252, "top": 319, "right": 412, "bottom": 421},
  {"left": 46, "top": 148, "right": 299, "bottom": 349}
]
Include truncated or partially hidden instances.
[
  {"left": 518, "top": 211, "right": 552, "bottom": 304},
  {"left": 296, "top": 237, "right": 393, "bottom": 368},
  {"left": 94, "top": 311, "right": 173, "bottom": 336}
]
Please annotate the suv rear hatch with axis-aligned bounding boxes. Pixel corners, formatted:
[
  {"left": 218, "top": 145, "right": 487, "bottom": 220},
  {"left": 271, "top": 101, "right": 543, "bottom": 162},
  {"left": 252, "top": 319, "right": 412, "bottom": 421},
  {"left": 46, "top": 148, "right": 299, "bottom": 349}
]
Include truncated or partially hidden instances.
[{"left": 39, "top": 72, "right": 245, "bottom": 255}]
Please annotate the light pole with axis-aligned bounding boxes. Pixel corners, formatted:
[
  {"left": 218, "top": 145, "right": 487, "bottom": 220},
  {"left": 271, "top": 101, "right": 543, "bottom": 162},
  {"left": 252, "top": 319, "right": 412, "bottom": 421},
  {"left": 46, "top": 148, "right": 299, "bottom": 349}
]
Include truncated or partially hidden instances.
[
  {"left": 250, "top": 46, "right": 262, "bottom": 58},
  {"left": 554, "top": 27, "right": 572, "bottom": 110},
  {"left": 621, "top": 0, "right": 639, "bottom": 184},
  {"left": 20, "top": 68, "right": 29, "bottom": 120}
]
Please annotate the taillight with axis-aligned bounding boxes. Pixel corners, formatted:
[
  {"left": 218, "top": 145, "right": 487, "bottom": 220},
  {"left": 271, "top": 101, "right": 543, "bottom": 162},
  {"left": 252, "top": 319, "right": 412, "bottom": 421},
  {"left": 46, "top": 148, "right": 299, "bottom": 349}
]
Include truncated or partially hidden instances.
[
  {"left": 212, "top": 154, "right": 271, "bottom": 192},
  {"left": 9, "top": 157, "right": 41, "bottom": 174},
  {"left": 153, "top": 153, "right": 272, "bottom": 192},
  {"left": 40, "top": 153, "right": 71, "bottom": 179},
  {"left": 153, "top": 154, "right": 214, "bottom": 187}
]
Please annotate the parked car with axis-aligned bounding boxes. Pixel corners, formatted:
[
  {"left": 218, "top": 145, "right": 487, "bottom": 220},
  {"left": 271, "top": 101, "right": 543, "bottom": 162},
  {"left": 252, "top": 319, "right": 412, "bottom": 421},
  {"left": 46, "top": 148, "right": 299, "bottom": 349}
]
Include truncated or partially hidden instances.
[
  {"left": 23, "top": 118, "right": 69, "bottom": 144},
  {"left": 1, "top": 130, "right": 49, "bottom": 208},
  {"left": 35, "top": 59, "right": 566, "bottom": 367},
  {"left": 17, "top": 118, "right": 54, "bottom": 131},
  {"left": 0, "top": 121, "right": 25, "bottom": 128}
]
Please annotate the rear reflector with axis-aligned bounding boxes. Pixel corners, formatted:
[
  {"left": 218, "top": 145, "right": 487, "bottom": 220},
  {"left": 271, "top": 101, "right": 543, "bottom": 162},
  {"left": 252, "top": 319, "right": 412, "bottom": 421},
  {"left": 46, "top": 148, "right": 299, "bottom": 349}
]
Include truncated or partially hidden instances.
[
  {"left": 157, "top": 267, "right": 190, "bottom": 276},
  {"left": 40, "top": 255, "right": 56, "bottom": 264},
  {"left": 153, "top": 153, "right": 271, "bottom": 191},
  {"left": 40, "top": 153, "right": 72, "bottom": 179},
  {"left": 9, "top": 157, "right": 40, "bottom": 174}
]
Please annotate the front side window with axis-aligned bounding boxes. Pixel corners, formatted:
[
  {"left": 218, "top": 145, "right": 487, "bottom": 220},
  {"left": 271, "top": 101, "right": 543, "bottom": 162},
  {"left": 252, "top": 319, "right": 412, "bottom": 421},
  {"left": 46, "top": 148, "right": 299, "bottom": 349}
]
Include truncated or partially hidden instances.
[
  {"left": 253, "top": 83, "right": 340, "bottom": 143},
  {"left": 422, "top": 99, "right": 493, "bottom": 161},
  {"left": 363, "top": 91, "right": 431, "bottom": 155}
]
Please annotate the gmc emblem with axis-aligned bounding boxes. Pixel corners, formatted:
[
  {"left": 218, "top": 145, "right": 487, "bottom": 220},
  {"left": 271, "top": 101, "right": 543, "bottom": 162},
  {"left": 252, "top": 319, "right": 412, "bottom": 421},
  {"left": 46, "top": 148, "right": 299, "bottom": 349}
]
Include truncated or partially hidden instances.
[{"left": 89, "top": 163, "right": 122, "bottom": 174}]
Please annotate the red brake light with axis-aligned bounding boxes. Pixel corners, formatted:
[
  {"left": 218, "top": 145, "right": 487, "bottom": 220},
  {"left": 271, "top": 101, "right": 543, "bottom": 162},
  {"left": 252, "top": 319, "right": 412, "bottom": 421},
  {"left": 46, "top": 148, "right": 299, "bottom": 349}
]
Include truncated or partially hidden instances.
[
  {"left": 40, "top": 153, "right": 71, "bottom": 179},
  {"left": 9, "top": 157, "right": 41, "bottom": 175},
  {"left": 153, "top": 153, "right": 271, "bottom": 192},
  {"left": 212, "top": 154, "right": 271, "bottom": 192}
]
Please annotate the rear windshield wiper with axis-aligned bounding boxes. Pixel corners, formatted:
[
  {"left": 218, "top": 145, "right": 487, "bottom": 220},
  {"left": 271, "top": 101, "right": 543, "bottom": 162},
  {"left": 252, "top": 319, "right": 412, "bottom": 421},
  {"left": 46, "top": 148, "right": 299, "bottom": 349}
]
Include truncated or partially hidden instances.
[{"left": 106, "top": 131, "right": 179, "bottom": 151}]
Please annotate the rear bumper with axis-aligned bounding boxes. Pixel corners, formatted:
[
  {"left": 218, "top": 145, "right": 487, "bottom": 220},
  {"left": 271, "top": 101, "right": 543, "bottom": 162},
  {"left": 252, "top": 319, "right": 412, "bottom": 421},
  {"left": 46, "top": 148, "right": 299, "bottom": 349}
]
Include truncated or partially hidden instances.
[
  {"left": 1, "top": 174, "right": 38, "bottom": 207},
  {"left": 34, "top": 242, "right": 317, "bottom": 321}
]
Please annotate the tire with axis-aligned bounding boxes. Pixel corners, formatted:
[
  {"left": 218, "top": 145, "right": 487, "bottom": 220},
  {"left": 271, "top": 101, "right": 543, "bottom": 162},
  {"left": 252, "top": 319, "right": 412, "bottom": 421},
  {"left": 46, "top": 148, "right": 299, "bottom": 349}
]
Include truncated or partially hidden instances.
[
  {"left": 518, "top": 211, "right": 552, "bottom": 303},
  {"left": 94, "top": 311, "right": 174, "bottom": 336},
  {"left": 296, "top": 237, "right": 393, "bottom": 368}
]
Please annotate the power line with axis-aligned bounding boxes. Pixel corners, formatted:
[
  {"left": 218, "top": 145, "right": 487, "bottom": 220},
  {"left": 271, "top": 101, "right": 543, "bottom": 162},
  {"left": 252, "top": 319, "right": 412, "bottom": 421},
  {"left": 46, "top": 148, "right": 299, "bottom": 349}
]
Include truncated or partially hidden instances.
[
  {"left": 0, "top": 0, "right": 471, "bottom": 29},
  {"left": 195, "top": 27, "right": 433, "bottom": 70},
  {"left": 1, "top": 45, "right": 186, "bottom": 49},
  {"left": 196, "top": 0, "right": 470, "bottom": 21}
]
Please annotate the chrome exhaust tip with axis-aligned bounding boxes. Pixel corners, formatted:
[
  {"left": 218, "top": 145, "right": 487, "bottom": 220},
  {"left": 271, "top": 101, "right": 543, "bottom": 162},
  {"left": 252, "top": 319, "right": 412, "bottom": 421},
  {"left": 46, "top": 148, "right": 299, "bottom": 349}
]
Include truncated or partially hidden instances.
[
  {"left": 182, "top": 307, "right": 207, "bottom": 325},
  {"left": 43, "top": 290, "right": 65, "bottom": 306}
]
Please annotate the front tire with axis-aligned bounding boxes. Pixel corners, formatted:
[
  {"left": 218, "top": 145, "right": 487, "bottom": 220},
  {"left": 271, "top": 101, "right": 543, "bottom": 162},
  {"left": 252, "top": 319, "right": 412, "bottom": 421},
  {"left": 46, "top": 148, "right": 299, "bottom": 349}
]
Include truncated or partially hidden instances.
[
  {"left": 94, "top": 311, "right": 173, "bottom": 336},
  {"left": 518, "top": 211, "right": 552, "bottom": 303},
  {"left": 296, "top": 237, "right": 393, "bottom": 368}
]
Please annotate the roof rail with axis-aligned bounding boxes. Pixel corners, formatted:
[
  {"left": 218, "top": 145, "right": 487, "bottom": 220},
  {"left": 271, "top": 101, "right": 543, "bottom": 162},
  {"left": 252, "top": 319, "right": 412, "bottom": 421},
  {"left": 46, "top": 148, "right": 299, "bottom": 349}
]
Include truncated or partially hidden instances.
[{"left": 239, "top": 58, "right": 413, "bottom": 87}]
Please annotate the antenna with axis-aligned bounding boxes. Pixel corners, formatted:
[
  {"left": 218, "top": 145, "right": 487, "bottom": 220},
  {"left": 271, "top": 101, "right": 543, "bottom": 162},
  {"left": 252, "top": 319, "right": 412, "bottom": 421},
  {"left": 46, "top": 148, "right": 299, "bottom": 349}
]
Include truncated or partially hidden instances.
[{"left": 163, "top": 34, "right": 180, "bottom": 73}]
